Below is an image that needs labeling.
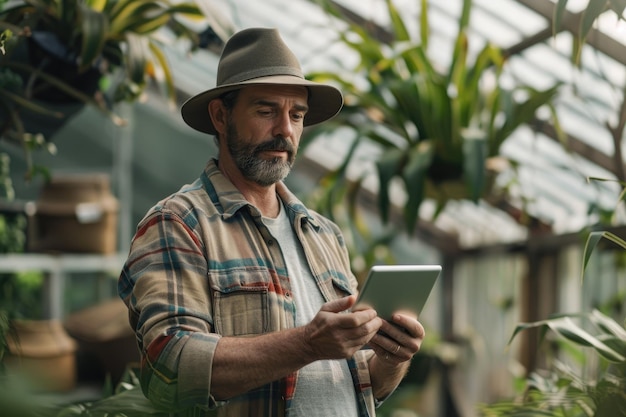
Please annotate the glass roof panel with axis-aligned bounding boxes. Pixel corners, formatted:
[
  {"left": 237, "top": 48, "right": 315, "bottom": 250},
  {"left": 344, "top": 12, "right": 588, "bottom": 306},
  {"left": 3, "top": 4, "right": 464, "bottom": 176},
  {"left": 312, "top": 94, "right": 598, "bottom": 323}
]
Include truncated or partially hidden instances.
[{"left": 164, "top": 0, "right": 626, "bottom": 248}]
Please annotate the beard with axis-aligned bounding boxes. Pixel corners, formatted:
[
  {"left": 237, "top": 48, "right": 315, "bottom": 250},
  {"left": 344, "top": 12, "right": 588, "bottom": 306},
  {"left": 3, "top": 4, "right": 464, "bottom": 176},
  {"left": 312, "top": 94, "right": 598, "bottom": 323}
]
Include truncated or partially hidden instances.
[{"left": 225, "top": 121, "right": 297, "bottom": 187}]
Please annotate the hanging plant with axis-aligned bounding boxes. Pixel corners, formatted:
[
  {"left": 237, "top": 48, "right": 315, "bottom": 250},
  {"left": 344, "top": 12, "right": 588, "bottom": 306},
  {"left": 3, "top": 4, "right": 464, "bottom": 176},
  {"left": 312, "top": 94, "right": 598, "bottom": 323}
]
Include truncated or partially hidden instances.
[
  {"left": 0, "top": 0, "right": 233, "bottom": 178},
  {"left": 306, "top": 0, "right": 561, "bottom": 233}
]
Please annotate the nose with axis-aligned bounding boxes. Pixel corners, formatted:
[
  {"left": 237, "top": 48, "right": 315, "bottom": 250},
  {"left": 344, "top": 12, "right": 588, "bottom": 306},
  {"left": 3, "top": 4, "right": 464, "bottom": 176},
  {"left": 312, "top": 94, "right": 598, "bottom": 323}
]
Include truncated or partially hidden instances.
[{"left": 272, "top": 110, "right": 295, "bottom": 139}]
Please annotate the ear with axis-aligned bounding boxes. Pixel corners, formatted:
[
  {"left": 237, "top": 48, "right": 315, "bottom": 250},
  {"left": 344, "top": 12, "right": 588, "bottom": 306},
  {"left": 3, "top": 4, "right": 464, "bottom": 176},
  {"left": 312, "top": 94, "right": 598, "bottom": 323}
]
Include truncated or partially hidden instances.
[{"left": 208, "top": 99, "right": 228, "bottom": 135}]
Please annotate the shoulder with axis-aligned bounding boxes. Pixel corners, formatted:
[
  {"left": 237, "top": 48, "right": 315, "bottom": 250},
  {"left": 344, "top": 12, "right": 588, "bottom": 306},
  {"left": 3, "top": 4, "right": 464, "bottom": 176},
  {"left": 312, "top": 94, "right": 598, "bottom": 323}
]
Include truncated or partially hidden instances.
[{"left": 145, "top": 177, "right": 218, "bottom": 221}]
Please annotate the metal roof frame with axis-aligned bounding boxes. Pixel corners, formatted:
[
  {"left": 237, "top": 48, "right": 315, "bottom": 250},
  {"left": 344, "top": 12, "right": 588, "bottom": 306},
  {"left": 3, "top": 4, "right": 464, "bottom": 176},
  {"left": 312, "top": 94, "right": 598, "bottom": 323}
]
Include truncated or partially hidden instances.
[{"left": 168, "top": 0, "right": 626, "bottom": 252}]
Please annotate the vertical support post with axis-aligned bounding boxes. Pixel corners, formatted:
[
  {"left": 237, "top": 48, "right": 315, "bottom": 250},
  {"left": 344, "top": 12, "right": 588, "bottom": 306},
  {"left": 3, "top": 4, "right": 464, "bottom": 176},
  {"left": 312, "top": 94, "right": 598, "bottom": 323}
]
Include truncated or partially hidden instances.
[
  {"left": 112, "top": 103, "right": 134, "bottom": 255},
  {"left": 42, "top": 260, "right": 64, "bottom": 320}
]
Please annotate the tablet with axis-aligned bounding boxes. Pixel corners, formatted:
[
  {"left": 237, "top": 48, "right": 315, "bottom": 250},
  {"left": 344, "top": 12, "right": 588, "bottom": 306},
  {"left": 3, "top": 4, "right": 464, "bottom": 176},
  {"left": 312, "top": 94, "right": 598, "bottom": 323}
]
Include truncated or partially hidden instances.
[{"left": 353, "top": 264, "right": 441, "bottom": 320}]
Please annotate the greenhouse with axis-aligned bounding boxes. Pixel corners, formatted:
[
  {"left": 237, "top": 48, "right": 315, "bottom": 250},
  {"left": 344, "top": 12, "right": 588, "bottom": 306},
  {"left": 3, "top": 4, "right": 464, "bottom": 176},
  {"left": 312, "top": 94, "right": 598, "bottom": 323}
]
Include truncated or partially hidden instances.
[{"left": 1, "top": 0, "right": 625, "bottom": 416}]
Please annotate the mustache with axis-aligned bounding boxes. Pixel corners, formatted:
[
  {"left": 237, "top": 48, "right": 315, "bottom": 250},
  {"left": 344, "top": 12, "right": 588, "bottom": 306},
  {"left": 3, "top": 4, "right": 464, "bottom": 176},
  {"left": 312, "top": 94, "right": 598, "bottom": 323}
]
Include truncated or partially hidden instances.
[{"left": 253, "top": 137, "right": 295, "bottom": 155}]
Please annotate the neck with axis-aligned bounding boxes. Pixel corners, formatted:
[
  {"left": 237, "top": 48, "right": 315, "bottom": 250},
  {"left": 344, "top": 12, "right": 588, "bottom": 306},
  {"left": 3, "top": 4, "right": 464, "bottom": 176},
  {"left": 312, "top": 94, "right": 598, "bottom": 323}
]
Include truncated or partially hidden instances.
[
  {"left": 244, "top": 187, "right": 281, "bottom": 218},
  {"left": 217, "top": 158, "right": 281, "bottom": 218}
]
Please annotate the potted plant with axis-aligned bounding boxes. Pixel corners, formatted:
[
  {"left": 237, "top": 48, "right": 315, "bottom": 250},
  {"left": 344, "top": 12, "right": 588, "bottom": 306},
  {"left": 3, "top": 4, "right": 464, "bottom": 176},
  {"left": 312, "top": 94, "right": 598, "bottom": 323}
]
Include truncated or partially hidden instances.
[
  {"left": 305, "top": 0, "right": 561, "bottom": 232},
  {"left": 0, "top": 0, "right": 232, "bottom": 178}
]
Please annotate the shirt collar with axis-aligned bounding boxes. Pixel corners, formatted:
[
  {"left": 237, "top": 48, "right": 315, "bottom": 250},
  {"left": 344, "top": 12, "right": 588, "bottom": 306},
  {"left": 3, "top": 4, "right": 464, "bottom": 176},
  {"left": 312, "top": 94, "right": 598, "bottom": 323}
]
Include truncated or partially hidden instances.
[{"left": 202, "top": 159, "right": 320, "bottom": 229}]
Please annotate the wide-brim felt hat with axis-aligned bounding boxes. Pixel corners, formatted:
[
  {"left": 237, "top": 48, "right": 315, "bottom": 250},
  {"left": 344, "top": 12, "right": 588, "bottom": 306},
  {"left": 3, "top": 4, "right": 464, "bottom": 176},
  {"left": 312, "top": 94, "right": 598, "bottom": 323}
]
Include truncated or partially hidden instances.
[{"left": 181, "top": 27, "right": 344, "bottom": 135}]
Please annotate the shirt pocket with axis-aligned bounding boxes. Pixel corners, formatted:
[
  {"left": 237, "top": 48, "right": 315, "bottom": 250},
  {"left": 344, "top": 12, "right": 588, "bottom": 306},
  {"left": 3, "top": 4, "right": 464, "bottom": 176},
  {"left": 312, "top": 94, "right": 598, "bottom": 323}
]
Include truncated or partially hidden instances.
[
  {"left": 329, "top": 274, "right": 355, "bottom": 299},
  {"left": 210, "top": 267, "right": 271, "bottom": 336}
]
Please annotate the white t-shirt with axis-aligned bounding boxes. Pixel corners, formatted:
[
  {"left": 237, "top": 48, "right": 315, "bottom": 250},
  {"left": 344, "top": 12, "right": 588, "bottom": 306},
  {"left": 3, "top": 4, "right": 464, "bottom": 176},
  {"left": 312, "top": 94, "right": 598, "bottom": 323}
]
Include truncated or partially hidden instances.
[{"left": 263, "top": 200, "right": 359, "bottom": 417}]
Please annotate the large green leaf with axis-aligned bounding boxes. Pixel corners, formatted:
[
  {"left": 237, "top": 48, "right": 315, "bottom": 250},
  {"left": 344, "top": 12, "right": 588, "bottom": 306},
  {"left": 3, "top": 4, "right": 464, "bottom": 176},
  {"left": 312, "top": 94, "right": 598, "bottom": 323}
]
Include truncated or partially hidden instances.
[
  {"left": 580, "top": 0, "right": 610, "bottom": 43},
  {"left": 79, "top": 4, "right": 108, "bottom": 71},
  {"left": 582, "top": 231, "right": 626, "bottom": 276},
  {"left": 590, "top": 309, "right": 626, "bottom": 340},
  {"left": 376, "top": 148, "right": 406, "bottom": 223},
  {"left": 419, "top": 0, "right": 428, "bottom": 49},
  {"left": 85, "top": 0, "right": 107, "bottom": 12},
  {"left": 553, "top": 0, "right": 568, "bottom": 36},
  {"left": 124, "top": 32, "right": 149, "bottom": 86},
  {"left": 148, "top": 40, "right": 175, "bottom": 107},
  {"left": 509, "top": 317, "right": 626, "bottom": 363},
  {"left": 462, "top": 130, "right": 487, "bottom": 202},
  {"left": 60, "top": 386, "right": 167, "bottom": 416},
  {"left": 110, "top": 2, "right": 169, "bottom": 35},
  {"left": 58, "top": 0, "right": 79, "bottom": 27},
  {"left": 386, "top": 0, "right": 410, "bottom": 42},
  {"left": 132, "top": 13, "right": 172, "bottom": 35},
  {"left": 388, "top": 75, "right": 424, "bottom": 143},
  {"left": 494, "top": 85, "right": 561, "bottom": 147},
  {"left": 402, "top": 141, "right": 433, "bottom": 231},
  {"left": 597, "top": 335, "right": 626, "bottom": 358},
  {"left": 554, "top": 0, "right": 626, "bottom": 64},
  {"left": 109, "top": 0, "right": 144, "bottom": 22}
]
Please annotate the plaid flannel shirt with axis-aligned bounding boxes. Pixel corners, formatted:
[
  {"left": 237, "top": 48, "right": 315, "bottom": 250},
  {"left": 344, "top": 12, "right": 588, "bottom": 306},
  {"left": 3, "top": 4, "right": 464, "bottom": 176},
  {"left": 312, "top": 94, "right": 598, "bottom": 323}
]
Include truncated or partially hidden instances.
[{"left": 118, "top": 159, "right": 377, "bottom": 417}]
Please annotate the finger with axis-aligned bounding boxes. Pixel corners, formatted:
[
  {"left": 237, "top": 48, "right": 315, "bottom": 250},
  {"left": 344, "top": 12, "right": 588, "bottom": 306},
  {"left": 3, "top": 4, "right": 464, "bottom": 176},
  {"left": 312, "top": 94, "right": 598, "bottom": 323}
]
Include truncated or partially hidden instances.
[
  {"left": 390, "top": 314, "right": 425, "bottom": 339},
  {"left": 370, "top": 336, "right": 413, "bottom": 363},
  {"left": 320, "top": 295, "right": 356, "bottom": 313},
  {"left": 369, "top": 343, "right": 405, "bottom": 365},
  {"left": 374, "top": 320, "right": 423, "bottom": 357}
]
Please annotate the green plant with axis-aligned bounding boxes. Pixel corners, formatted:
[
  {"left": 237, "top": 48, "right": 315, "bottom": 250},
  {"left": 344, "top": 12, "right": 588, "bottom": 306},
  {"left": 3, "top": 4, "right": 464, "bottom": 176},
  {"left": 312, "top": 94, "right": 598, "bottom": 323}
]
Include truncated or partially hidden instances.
[
  {"left": 0, "top": 151, "right": 42, "bottom": 379},
  {"left": 479, "top": 310, "right": 626, "bottom": 416},
  {"left": 479, "top": 178, "right": 626, "bottom": 416},
  {"left": 582, "top": 178, "right": 626, "bottom": 274},
  {"left": 305, "top": 0, "right": 561, "bottom": 232},
  {"left": 0, "top": 0, "right": 231, "bottom": 178},
  {"left": 0, "top": 365, "right": 167, "bottom": 417},
  {"left": 554, "top": 0, "right": 626, "bottom": 65}
]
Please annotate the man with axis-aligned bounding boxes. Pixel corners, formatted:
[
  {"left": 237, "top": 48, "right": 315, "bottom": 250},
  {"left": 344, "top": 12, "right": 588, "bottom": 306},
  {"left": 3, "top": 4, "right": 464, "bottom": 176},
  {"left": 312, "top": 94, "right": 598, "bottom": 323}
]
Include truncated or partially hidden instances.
[{"left": 118, "top": 27, "right": 425, "bottom": 416}]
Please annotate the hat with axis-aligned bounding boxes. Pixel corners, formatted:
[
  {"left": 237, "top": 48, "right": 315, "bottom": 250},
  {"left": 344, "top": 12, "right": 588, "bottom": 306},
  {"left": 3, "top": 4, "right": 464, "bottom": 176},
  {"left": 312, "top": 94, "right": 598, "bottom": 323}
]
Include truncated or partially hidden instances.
[{"left": 181, "top": 27, "right": 344, "bottom": 135}]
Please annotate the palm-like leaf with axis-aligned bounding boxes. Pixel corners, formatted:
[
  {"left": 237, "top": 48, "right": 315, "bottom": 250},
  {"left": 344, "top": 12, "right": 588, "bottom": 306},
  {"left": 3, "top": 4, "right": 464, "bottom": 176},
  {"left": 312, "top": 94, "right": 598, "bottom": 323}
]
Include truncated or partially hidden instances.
[
  {"left": 483, "top": 308, "right": 626, "bottom": 416},
  {"left": 309, "top": 0, "right": 561, "bottom": 232},
  {"left": 554, "top": 0, "right": 626, "bottom": 64}
]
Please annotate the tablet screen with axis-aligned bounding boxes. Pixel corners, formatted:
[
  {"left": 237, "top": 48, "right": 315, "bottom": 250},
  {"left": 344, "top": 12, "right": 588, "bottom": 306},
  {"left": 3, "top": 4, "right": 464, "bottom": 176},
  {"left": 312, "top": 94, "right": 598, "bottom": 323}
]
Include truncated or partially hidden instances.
[{"left": 353, "top": 264, "right": 441, "bottom": 320}]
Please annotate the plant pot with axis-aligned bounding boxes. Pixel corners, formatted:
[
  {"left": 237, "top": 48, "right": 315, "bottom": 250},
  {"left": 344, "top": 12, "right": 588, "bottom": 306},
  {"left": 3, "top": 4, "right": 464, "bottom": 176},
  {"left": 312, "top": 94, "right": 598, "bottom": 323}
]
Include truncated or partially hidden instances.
[
  {"left": 1, "top": 31, "right": 101, "bottom": 141},
  {"left": 3, "top": 319, "right": 78, "bottom": 392},
  {"left": 64, "top": 298, "right": 139, "bottom": 384},
  {"left": 424, "top": 159, "right": 500, "bottom": 203},
  {"left": 18, "top": 101, "right": 87, "bottom": 141},
  {"left": 29, "top": 173, "right": 119, "bottom": 254},
  {"left": 27, "top": 31, "right": 103, "bottom": 104}
]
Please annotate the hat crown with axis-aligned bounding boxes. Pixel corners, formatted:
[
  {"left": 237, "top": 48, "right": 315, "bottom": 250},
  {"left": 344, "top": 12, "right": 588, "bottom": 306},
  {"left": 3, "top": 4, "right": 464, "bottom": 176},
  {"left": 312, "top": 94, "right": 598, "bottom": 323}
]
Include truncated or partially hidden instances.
[
  {"left": 181, "top": 27, "right": 343, "bottom": 135},
  {"left": 217, "top": 28, "right": 304, "bottom": 86}
]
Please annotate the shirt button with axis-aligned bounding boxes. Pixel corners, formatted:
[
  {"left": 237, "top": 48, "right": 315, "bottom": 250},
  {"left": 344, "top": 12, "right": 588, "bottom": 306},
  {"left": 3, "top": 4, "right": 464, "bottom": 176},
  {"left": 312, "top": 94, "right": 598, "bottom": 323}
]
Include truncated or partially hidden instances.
[
  {"left": 267, "top": 239, "right": 274, "bottom": 246},
  {"left": 285, "top": 291, "right": 291, "bottom": 298}
]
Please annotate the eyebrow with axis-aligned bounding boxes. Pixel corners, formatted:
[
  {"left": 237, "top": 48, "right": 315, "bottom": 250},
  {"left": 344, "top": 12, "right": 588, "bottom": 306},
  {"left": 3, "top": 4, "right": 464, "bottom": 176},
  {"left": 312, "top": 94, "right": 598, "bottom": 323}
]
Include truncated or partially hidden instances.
[{"left": 254, "top": 99, "right": 309, "bottom": 113}]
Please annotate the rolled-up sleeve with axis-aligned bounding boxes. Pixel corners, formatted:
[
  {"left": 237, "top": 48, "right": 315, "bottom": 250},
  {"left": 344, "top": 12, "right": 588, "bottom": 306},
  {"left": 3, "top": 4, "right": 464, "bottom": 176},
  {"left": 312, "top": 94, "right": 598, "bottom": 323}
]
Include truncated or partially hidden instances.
[{"left": 119, "top": 210, "right": 224, "bottom": 412}]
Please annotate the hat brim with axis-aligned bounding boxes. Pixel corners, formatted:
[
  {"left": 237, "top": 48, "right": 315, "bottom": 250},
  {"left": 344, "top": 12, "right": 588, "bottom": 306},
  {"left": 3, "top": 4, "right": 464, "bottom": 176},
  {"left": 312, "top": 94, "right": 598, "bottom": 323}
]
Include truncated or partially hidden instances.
[{"left": 181, "top": 75, "right": 343, "bottom": 135}]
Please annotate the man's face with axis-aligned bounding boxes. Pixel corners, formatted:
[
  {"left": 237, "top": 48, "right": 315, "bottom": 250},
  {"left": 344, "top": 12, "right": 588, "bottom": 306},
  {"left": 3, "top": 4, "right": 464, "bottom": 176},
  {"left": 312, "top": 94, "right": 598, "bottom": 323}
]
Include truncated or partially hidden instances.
[{"left": 222, "top": 85, "right": 308, "bottom": 186}]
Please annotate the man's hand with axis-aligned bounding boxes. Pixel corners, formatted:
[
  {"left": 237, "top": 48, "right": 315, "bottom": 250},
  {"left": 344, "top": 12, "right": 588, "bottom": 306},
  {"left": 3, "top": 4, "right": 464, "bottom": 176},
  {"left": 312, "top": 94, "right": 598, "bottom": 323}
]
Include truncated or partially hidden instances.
[
  {"left": 368, "top": 312, "right": 425, "bottom": 365},
  {"left": 366, "top": 312, "right": 425, "bottom": 400},
  {"left": 302, "top": 295, "right": 382, "bottom": 361}
]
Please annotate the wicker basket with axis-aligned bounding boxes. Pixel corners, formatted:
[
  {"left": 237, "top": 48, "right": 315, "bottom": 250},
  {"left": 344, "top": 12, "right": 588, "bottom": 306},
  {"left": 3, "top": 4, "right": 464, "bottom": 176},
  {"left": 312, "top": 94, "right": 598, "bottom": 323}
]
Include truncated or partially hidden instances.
[
  {"left": 30, "top": 173, "right": 119, "bottom": 254},
  {"left": 4, "top": 319, "right": 78, "bottom": 392}
]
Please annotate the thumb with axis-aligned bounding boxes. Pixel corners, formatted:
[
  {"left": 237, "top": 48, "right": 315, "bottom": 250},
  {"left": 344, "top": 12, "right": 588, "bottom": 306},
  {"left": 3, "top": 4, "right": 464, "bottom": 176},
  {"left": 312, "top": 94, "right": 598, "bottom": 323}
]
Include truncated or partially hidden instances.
[{"left": 321, "top": 295, "right": 357, "bottom": 313}]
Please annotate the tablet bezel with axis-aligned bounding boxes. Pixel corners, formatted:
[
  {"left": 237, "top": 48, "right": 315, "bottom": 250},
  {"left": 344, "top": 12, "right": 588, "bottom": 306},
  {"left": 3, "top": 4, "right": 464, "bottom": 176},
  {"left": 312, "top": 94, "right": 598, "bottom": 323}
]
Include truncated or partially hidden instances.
[{"left": 353, "top": 264, "right": 441, "bottom": 320}]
